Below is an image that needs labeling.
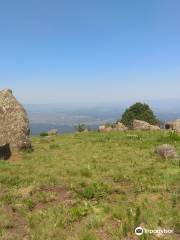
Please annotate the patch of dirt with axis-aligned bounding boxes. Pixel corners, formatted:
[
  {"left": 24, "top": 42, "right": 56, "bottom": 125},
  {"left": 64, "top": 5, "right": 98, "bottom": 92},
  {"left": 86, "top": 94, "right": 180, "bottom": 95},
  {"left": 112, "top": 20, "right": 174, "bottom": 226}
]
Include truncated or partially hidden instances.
[
  {"left": 42, "top": 186, "right": 71, "bottom": 202},
  {"left": 95, "top": 219, "right": 121, "bottom": 240},
  {"left": 9, "top": 153, "right": 22, "bottom": 164},
  {"left": 148, "top": 193, "right": 161, "bottom": 201},
  {"left": 96, "top": 227, "right": 112, "bottom": 240},
  {"left": 2, "top": 205, "right": 28, "bottom": 240},
  {"left": 33, "top": 186, "right": 72, "bottom": 212}
]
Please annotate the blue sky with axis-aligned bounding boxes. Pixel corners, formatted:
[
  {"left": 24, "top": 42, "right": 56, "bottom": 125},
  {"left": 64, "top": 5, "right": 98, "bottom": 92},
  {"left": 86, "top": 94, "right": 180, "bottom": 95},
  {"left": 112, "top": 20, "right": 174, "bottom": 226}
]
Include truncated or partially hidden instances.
[{"left": 0, "top": 0, "right": 180, "bottom": 104}]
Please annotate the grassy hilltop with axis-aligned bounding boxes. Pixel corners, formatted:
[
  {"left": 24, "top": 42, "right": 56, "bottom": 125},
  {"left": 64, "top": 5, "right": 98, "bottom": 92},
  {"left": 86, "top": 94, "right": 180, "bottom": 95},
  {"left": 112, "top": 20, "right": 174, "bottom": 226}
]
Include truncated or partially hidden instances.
[{"left": 0, "top": 131, "right": 179, "bottom": 240}]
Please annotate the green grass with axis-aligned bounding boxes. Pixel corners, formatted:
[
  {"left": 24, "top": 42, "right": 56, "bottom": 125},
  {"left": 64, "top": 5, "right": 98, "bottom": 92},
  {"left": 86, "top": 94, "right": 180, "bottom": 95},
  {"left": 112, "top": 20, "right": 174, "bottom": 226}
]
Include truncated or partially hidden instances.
[{"left": 0, "top": 131, "right": 179, "bottom": 239}]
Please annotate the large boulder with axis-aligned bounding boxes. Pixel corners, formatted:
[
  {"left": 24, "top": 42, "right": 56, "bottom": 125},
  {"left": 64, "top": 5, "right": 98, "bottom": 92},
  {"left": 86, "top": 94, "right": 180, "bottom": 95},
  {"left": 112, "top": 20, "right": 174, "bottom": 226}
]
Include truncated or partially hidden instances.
[
  {"left": 98, "top": 125, "right": 113, "bottom": 132},
  {"left": 132, "top": 119, "right": 160, "bottom": 131},
  {"left": 115, "top": 122, "right": 128, "bottom": 131},
  {"left": 98, "top": 125, "right": 106, "bottom": 132},
  {"left": 0, "top": 89, "right": 31, "bottom": 157},
  {"left": 149, "top": 125, "right": 161, "bottom": 130}
]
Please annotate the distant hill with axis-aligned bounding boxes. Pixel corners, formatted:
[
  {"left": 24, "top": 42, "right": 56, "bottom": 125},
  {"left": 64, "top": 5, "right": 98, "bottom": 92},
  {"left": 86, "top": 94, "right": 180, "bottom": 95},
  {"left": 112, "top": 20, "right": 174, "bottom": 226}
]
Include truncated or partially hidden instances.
[{"left": 24, "top": 101, "right": 180, "bottom": 135}]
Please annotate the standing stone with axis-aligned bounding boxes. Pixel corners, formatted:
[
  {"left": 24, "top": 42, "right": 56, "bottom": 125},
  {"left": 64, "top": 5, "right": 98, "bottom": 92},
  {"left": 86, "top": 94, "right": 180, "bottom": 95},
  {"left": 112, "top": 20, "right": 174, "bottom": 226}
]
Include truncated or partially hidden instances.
[{"left": 0, "top": 89, "right": 31, "bottom": 156}]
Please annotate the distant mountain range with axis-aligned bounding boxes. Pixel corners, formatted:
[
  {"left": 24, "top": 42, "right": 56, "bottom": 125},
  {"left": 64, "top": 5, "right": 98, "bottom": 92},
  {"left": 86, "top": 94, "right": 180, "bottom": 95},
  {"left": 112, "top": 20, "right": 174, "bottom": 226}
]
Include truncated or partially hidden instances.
[{"left": 24, "top": 100, "right": 180, "bottom": 135}]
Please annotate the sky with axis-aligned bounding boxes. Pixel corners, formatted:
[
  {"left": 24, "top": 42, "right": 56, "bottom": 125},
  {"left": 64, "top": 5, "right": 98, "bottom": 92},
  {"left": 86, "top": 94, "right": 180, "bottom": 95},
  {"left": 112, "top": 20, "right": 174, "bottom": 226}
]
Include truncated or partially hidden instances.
[{"left": 0, "top": 0, "right": 180, "bottom": 105}]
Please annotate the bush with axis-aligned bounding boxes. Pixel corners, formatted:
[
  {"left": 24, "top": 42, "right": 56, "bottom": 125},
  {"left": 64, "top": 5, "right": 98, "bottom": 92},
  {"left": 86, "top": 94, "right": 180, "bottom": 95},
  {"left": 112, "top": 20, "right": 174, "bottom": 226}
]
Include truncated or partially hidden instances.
[
  {"left": 40, "top": 132, "right": 48, "bottom": 137},
  {"left": 120, "top": 102, "right": 158, "bottom": 128},
  {"left": 75, "top": 124, "right": 89, "bottom": 132},
  {"left": 80, "top": 182, "right": 110, "bottom": 200},
  {"left": 69, "top": 205, "right": 89, "bottom": 222}
]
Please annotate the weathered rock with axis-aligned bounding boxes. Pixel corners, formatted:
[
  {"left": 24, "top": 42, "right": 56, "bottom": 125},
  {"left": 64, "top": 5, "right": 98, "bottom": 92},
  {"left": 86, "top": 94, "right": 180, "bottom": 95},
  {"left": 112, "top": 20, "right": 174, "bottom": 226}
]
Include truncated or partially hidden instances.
[
  {"left": 133, "top": 120, "right": 150, "bottom": 130},
  {"left": 98, "top": 125, "right": 106, "bottom": 132},
  {"left": 0, "top": 89, "right": 31, "bottom": 156},
  {"left": 102, "top": 126, "right": 112, "bottom": 132},
  {"left": 99, "top": 122, "right": 127, "bottom": 132},
  {"left": 149, "top": 125, "right": 161, "bottom": 130},
  {"left": 155, "top": 144, "right": 178, "bottom": 159},
  {"left": 48, "top": 129, "right": 59, "bottom": 135},
  {"left": 98, "top": 124, "right": 113, "bottom": 132},
  {"left": 133, "top": 120, "right": 160, "bottom": 131},
  {"left": 115, "top": 122, "right": 128, "bottom": 131}
]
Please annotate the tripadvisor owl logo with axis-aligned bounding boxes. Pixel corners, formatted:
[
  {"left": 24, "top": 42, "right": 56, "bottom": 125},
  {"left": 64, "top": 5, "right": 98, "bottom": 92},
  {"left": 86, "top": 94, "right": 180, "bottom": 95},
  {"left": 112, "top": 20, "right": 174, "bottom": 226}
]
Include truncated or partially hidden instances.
[
  {"left": 135, "top": 227, "right": 173, "bottom": 236},
  {"left": 135, "top": 227, "right": 144, "bottom": 236}
]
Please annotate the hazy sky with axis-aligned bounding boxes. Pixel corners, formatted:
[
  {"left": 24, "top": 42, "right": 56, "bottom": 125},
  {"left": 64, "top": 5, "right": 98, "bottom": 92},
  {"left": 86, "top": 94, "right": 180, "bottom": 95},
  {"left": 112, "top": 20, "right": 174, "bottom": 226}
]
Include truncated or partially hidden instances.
[{"left": 0, "top": 0, "right": 180, "bottom": 104}]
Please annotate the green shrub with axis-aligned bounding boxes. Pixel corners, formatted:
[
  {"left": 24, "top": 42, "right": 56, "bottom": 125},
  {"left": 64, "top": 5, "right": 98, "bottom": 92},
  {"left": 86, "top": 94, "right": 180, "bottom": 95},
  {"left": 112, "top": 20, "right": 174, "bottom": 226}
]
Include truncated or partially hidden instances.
[
  {"left": 167, "top": 131, "right": 180, "bottom": 142},
  {"left": 157, "top": 131, "right": 180, "bottom": 143},
  {"left": 81, "top": 183, "right": 110, "bottom": 200},
  {"left": 40, "top": 132, "right": 48, "bottom": 137},
  {"left": 69, "top": 205, "right": 89, "bottom": 222},
  {"left": 23, "top": 198, "right": 35, "bottom": 210},
  {"left": 120, "top": 102, "right": 158, "bottom": 128}
]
